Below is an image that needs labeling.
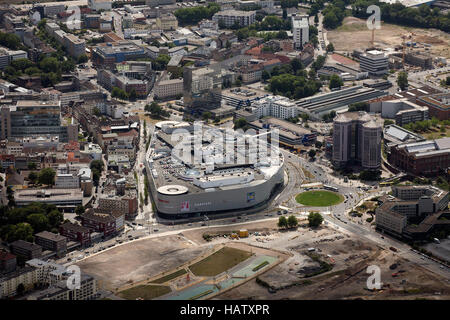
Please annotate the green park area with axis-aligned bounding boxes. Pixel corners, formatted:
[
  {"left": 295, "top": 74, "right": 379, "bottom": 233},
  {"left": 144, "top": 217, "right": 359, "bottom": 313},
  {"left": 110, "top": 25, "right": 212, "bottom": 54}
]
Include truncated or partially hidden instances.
[
  {"left": 189, "top": 247, "right": 252, "bottom": 277},
  {"left": 150, "top": 269, "right": 187, "bottom": 284},
  {"left": 118, "top": 284, "right": 171, "bottom": 300},
  {"left": 295, "top": 190, "right": 344, "bottom": 207}
]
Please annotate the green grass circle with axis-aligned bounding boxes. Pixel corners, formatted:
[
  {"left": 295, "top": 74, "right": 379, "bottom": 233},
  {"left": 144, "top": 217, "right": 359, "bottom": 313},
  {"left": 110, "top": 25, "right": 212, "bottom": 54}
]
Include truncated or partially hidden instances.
[{"left": 295, "top": 190, "right": 344, "bottom": 207}]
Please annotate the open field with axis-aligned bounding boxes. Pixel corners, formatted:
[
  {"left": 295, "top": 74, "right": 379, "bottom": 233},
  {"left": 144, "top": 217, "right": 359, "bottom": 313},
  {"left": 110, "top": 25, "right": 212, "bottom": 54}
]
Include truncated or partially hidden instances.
[
  {"left": 118, "top": 285, "right": 171, "bottom": 300},
  {"left": 77, "top": 234, "right": 207, "bottom": 291},
  {"left": 296, "top": 191, "right": 344, "bottom": 207},
  {"left": 189, "top": 247, "right": 253, "bottom": 277},
  {"left": 328, "top": 17, "right": 450, "bottom": 58}
]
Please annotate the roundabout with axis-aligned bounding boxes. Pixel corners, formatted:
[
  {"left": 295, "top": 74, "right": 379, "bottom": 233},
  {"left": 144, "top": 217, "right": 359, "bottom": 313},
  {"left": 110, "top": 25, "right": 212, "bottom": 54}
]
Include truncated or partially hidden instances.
[{"left": 295, "top": 190, "right": 344, "bottom": 207}]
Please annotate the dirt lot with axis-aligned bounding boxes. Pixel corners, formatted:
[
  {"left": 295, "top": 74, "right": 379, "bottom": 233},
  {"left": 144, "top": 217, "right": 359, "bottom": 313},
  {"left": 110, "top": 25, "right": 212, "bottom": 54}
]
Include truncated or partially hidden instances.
[
  {"left": 77, "top": 234, "right": 208, "bottom": 291},
  {"left": 181, "top": 219, "right": 281, "bottom": 245},
  {"left": 215, "top": 238, "right": 450, "bottom": 300},
  {"left": 328, "top": 17, "right": 450, "bottom": 59}
]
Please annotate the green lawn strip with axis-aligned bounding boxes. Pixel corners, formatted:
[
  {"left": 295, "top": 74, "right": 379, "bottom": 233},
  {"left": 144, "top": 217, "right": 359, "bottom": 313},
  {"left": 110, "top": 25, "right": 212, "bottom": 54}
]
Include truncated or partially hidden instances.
[
  {"left": 118, "top": 284, "right": 171, "bottom": 300},
  {"left": 189, "top": 289, "right": 214, "bottom": 300},
  {"left": 189, "top": 247, "right": 252, "bottom": 277},
  {"left": 252, "top": 261, "right": 270, "bottom": 272},
  {"left": 150, "top": 269, "right": 187, "bottom": 284},
  {"left": 295, "top": 190, "right": 344, "bottom": 207}
]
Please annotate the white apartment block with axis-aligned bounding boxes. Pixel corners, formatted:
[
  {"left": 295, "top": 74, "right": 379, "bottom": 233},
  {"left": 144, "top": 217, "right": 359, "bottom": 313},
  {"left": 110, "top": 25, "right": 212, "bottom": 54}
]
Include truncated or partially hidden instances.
[
  {"left": 26, "top": 259, "right": 66, "bottom": 286},
  {"left": 0, "top": 267, "right": 38, "bottom": 298},
  {"left": 0, "top": 48, "right": 27, "bottom": 70},
  {"left": 292, "top": 14, "right": 309, "bottom": 50},
  {"left": 375, "top": 209, "right": 407, "bottom": 235},
  {"left": 55, "top": 173, "right": 80, "bottom": 189},
  {"left": 154, "top": 78, "right": 183, "bottom": 99},
  {"left": 28, "top": 274, "right": 97, "bottom": 300},
  {"left": 212, "top": 10, "right": 256, "bottom": 28},
  {"left": 64, "top": 34, "right": 86, "bottom": 58},
  {"left": 251, "top": 95, "right": 298, "bottom": 120}
]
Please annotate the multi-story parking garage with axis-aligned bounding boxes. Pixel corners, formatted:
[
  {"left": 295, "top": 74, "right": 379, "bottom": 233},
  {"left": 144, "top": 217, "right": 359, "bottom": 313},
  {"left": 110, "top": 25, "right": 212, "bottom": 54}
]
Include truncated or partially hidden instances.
[{"left": 145, "top": 121, "right": 284, "bottom": 218}]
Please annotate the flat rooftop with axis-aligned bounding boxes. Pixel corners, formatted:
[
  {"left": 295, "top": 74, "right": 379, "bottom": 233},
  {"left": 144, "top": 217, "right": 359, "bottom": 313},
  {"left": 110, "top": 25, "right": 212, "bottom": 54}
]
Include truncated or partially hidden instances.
[{"left": 149, "top": 124, "right": 283, "bottom": 194}]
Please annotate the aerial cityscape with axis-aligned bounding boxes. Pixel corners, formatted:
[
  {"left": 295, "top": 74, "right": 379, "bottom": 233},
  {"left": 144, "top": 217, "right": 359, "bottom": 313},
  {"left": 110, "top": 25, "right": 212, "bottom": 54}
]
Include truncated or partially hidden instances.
[{"left": 0, "top": 0, "right": 449, "bottom": 306}]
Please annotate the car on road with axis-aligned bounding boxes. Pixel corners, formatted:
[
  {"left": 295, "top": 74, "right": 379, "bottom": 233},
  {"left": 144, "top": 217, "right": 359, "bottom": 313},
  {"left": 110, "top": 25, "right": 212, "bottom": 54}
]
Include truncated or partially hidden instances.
[{"left": 232, "top": 219, "right": 236, "bottom": 222}]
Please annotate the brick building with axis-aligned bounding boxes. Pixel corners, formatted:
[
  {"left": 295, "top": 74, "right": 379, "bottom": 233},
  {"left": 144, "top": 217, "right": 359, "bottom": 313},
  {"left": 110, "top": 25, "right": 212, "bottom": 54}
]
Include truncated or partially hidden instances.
[
  {"left": 59, "top": 222, "right": 91, "bottom": 246},
  {"left": 10, "top": 240, "right": 42, "bottom": 265}
]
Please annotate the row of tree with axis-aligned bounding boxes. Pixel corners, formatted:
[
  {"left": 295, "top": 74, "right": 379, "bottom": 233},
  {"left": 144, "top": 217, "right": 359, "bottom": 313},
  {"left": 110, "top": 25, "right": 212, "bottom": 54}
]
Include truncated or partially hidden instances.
[
  {"left": 278, "top": 212, "right": 324, "bottom": 229},
  {"left": 278, "top": 215, "right": 299, "bottom": 229},
  {"left": 352, "top": 1, "right": 450, "bottom": 33}
]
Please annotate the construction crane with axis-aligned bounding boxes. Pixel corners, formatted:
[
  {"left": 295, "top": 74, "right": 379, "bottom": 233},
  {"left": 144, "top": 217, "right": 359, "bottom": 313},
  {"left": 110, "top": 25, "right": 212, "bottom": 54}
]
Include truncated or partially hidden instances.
[
  {"left": 401, "top": 32, "right": 415, "bottom": 69},
  {"left": 402, "top": 36, "right": 406, "bottom": 69}
]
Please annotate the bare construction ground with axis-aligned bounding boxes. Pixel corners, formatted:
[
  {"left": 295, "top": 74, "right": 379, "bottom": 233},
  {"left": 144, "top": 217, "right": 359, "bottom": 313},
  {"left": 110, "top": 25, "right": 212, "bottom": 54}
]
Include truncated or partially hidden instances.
[
  {"left": 181, "top": 219, "right": 280, "bottom": 245},
  {"left": 77, "top": 234, "right": 208, "bottom": 291},
  {"left": 77, "top": 218, "right": 450, "bottom": 299},
  {"left": 215, "top": 233, "right": 450, "bottom": 300},
  {"left": 327, "top": 17, "right": 450, "bottom": 58}
]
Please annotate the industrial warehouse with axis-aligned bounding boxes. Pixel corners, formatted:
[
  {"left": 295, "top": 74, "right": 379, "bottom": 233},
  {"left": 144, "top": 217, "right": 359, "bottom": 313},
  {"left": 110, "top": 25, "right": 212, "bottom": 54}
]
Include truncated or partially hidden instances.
[{"left": 145, "top": 121, "right": 285, "bottom": 217}]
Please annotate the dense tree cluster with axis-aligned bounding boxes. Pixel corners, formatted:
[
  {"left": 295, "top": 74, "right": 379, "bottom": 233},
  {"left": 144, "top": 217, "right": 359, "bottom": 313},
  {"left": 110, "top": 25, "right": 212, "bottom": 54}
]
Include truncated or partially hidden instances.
[
  {"left": 144, "top": 102, "right": 170, "bottom": 118},
  {"left": 0, "top": 203, "right": 64, "bottom": 243},
  {"left": 3, "top": 56, "right": 74, "bottom": 87},
  {"left": 234, "top": 118, "right": 249, "bottom": 131},
  {"left": 309, "top": 0, "right": 326, "bottom": 16},
  {"left": 329, "top": 74, "right": 343, "bottom": 89},
  {"left": 278, "top": 215, "right": 299, "bottom": 229},
  {"left": 402, "top": 117, "right": 449, "bottom": 133},
  {"left": 90, "top": 160, "right": 104, "bottom": 187},
  {"left": 322, "top": 1, "right": 347, "bottom": 29},
  {"left": 234, "top": 15, "right": 291, "bottom": 37},
  {"left": 111, "top": 87, "right": 129, "bottom": 100},
  {"left": 152, "top": 54, "right": 171, "bottom": 71},
  {"left": 348, "top": 102, "right": 369, "bottom": 112},
  {"left": 352, "top": 1, "right": 450, "bottom": 33},
  {"left": 311, "top": 55, "right": 326, "bottom": 71},
  {"left": 174, "top": 3, "right": 220, "bottom": 25},
  {"left": 359, "top": 170, "right": 382, "bottom": 181},
  {"left": 308, "top": 212, "right": 324, "bottom": 228},
  {"left": 266, "top": 58, "right": 322, "bottom": 99},
  {"left": 397, "top": 71, "right": 409, "bottom": 91},
  {"left": 280, "top": 0, "right": 299, "bottom": 8},
  {"left": 0, "top": 32, "right": 23, "bottom": 50}
]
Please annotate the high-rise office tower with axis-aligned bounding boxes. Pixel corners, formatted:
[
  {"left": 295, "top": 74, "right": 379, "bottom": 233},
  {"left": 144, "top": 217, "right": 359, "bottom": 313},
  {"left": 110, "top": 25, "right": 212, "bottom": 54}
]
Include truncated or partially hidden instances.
[{"left": 332, "top": 111, "right": 382, "bottom": 169}]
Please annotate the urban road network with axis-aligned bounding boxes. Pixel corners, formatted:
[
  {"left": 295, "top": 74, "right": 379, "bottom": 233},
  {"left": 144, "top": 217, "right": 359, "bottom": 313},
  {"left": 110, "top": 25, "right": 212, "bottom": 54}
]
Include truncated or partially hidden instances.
[{"left": 81, "top": 121, "right": 450, "bottom": 281}]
